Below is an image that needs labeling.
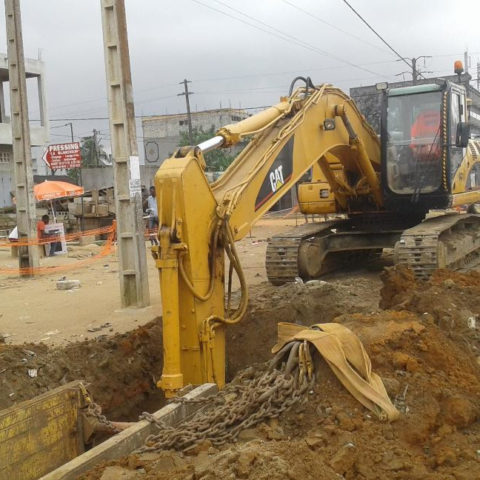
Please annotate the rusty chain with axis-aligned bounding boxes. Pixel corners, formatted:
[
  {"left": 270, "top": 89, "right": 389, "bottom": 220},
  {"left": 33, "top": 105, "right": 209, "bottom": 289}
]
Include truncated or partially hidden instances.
[
  {"left": 85, "top": 402, "right": 121, "bottom": 433},
  {"left": 79, "top": 383, "right": 121, "bottom": 434},
  {"left": 138, "top": 340, "right": 315, "bottom": 452}
]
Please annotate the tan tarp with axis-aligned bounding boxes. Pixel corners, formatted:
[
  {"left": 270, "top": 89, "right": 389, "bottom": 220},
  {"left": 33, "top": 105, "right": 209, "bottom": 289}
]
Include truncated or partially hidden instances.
[{"left": 273, "top": 322, "right": 399, "bottom": 421}]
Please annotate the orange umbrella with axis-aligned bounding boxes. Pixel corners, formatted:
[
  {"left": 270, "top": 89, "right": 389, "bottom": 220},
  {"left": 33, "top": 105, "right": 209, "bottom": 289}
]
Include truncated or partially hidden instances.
[{"left": 34, "top": 181, "right": 84, "bottom": 201}]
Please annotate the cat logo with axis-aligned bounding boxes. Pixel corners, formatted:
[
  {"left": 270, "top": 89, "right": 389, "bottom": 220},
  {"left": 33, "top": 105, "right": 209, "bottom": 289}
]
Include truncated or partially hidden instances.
[
  {"left": 254, "top": 137, "right": 293, "bottom": 211},
  {"left": 269, "top": 165, "right": 285, "bottom": 193}
]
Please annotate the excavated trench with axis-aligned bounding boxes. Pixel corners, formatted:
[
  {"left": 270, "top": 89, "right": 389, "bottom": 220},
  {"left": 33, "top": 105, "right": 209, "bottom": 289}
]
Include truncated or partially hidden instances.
[
  {"left": 0, "top": 318, "right": 165, "bottom": 421},
  {"left": 3, "top": 267, "right": 480, "bottom": 479},
  {"left": 0, "top": 269, "right": 381, "bottom": 420}
]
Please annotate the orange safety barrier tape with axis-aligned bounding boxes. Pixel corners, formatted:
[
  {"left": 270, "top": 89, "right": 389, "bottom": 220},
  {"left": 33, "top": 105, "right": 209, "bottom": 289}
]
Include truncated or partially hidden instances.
[
  {"left": 0, "top": 228, "right": 116, "bottom": 276},
  {"left": 0, "top": 224, "right": 115, "bottom": 248},
  {"left": 283, "top": 205, "right": 299, "bottom": 217}
]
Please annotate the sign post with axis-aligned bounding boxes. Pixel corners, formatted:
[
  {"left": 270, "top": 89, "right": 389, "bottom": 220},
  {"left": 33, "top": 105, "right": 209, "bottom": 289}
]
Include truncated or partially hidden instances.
[
  {"left": 42, "top": 142, "right": 84, "bottom": 231},
  {"left": 42, "top": 142, "right": 82, "bottom": 170}
]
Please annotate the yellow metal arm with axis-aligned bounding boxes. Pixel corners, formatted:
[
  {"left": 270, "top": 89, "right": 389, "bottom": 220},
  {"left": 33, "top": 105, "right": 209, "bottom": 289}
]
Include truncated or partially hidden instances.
[
  {"left": 212, "top": 84, "right": 381, "bottom": 239},
  {"left": 217, "top": 100, "right": 292, "bottom": 147}
]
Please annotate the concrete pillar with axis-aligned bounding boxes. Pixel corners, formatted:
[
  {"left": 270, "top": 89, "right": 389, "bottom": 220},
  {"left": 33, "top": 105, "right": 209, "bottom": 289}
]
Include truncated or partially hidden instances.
[
  {"left": 4, "top": 0, "right": 39, "bottom": 275},
  {"left": 100, "top": 0, "right": 150, "bottom": 307}
]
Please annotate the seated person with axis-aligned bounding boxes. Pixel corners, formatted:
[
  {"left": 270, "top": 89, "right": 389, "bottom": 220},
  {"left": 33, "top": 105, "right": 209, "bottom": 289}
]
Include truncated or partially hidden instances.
[
  {"left": 410, "top": 110, "right": 441, "bottom": 160},
  {"left": 37, "top": 214, "right": 60, "bottom": 256}
]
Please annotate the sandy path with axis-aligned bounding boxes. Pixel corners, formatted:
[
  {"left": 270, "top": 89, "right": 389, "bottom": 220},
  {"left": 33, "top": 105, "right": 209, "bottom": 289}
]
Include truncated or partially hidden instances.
[{"left": 0, "top": 217, "right": 304, "bottom": 345}]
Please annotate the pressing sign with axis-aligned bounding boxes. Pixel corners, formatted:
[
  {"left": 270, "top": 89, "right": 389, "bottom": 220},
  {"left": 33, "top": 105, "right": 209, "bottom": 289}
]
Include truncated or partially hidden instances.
[{"left": 42, "top": 142, "right": 81, "bottom": 170}]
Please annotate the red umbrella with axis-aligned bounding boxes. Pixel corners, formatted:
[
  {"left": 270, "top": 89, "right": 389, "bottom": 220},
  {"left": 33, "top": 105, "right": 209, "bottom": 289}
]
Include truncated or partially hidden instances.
[{"left": 34, "top": 181, "right": 84, "bottom": 201}]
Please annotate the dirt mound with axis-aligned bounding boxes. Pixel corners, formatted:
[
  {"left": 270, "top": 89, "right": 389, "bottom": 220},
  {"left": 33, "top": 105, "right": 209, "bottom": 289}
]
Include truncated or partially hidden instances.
[
  {"left": 380, "top": 266, "right": 480, "bottom": 350},
  {"left": 227, "top": 279, "right": 379, "bottom": 378},
  {"left": 80, "top": 310, "right": 480, "bottom": 480},
  {"left": 0, "top": 320, "right": 164, "bottom": 419}
]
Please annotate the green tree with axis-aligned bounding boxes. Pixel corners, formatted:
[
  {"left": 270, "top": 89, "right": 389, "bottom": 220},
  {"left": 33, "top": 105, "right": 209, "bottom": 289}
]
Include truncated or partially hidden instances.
[
  {"left": 67, "top": 135, "right": 108, "bottom": 183},
  {"left": 80, "top": 135, "right": 107, "bottom": 168},
  {"left": 178, "top": 125, "right": 240, "bottom": 172},
  {"left": 67, "top": 135, "right": 110, "bottom": 185}
]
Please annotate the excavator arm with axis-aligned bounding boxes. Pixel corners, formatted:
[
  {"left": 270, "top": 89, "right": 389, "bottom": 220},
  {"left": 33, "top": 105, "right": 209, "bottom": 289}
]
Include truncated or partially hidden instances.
[{"left": 153, "top": 80, "right": 382, "bottom": 397}]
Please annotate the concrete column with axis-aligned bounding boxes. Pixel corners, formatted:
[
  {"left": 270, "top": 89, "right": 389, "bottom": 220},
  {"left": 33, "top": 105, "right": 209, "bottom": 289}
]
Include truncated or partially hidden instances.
[
  {"left": 4, "top": 0, "right": 39, "bottom": 275},
  {"left": 0, "top": 81, "right": 6, "bottom": 122},
  {"left": 100, "top": 0, "right": 150, "bottom": 307}
]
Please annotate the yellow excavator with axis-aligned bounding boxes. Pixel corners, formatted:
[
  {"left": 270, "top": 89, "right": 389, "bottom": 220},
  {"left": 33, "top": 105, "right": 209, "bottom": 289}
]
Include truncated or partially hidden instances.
[{"left": 152, "top": 71, "right": 480, "bottom": 397}]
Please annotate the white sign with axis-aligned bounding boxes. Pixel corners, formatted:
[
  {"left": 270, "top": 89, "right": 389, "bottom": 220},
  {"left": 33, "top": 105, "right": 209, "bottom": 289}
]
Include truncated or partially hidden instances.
[
  {"left": 44, "top": 222, "right": 67, "bottom": 255},
  {"left": 129, "top": 155, "right": 140, "bottom": 180},
  {"left": 129, "top": 155, "right": 141, "bottom": 197},
  {"left": 129, "top": 178, "right": 141, "bottom": 197}
]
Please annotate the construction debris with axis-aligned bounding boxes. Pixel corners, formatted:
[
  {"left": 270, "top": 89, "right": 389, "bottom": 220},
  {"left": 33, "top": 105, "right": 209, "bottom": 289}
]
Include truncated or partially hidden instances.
[{"left": 56, "top": 279, "right": 81, "bottom": 290}]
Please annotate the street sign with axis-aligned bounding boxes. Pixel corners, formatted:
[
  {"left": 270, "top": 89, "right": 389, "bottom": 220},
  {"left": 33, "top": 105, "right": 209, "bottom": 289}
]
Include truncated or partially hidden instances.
[{"left": 42, "top": 142, "right": 81, "bottom": 170}]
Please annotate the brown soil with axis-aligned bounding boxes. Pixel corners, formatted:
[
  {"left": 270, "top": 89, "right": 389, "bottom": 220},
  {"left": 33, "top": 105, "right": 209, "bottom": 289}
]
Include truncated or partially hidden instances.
[
  {"left": 78, "top": 268, "right": 480, "bottom": 480},
  {"left": 4, "top": 260, "right": 480, "bottom": 479},
  {"left": 80, "top": 305, "right": 480, "bottom": 480},
  {"left": 226, "top": 274, "right": 380, "bottom": 378},
  {"left": 380, "top": 266, "right": 480, "bottom": 347},
  {"left": 0, "top": 320, "right": 164, "bottom": 419}
]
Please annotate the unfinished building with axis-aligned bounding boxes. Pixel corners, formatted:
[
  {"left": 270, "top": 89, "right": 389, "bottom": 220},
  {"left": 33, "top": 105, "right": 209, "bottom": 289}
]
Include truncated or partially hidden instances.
[{"left": 0, "top": 53, "right": 49, "bottom": 208}]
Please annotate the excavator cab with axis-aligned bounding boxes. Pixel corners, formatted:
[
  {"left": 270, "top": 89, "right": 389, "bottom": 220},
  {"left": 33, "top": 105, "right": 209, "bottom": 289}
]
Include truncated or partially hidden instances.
[{"left": 381, "top": 80, "right": 472, "bottom": 213}]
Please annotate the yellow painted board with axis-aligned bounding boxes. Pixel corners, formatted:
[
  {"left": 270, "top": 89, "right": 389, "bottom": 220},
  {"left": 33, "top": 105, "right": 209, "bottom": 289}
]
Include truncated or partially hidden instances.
[{"left": 0, "top": 381, "right": 86, "bottom": 480}]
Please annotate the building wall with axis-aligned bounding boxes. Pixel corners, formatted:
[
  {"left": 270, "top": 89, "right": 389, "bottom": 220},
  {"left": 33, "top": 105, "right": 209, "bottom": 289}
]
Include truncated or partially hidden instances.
[
  {"left": 0, "top": 53, "right": 49, "bottom": 146},
  {"left": 81, "top": 167, "right": 114, "bottom": 191},
  {"left": 80, "top": 166, "right": 161, "bottom": 192},
  {"left": 142, "top": 108, "right": 249, "bottom": 167},
  {"left": 0, "top": 148, "right": 12, "bottom": 208},
  {"left": 0, "top": 146, "right": 42, "bottom": 208},
  {"left": 0, "top": 53, "right": 49, "bottom": 207}
]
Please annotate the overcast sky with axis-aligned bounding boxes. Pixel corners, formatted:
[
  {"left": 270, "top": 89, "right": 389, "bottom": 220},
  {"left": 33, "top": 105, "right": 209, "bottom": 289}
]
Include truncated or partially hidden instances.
[{"left": 0, "top": 0, "right": 479, "bottom": 153}]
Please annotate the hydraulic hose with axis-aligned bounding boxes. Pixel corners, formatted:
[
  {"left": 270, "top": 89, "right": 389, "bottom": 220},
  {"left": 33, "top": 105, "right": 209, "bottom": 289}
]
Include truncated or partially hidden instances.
[
  {"left": 288, "top": 76, "right": 316, "bottom": 96},
  {"left": 178, "top": 218, "right": 222, "bottom": 302}
]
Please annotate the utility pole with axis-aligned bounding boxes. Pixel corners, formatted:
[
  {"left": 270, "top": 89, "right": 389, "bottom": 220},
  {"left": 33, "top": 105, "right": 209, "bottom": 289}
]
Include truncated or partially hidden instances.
[
  {"left": 65, "top": 122, "right": 74, "bottom": 143},
  {"left": 92, "top": 128, "right": 98, "bottom": 167},
  {"left": 411, "top": 57, "right": 418, "bottom": 85},
  {"left": 4, "top": 0, "right": 39, "bottom": 275},
  {"left": 178, "top": 79, "right": 194, "bottom": 144},
  {"left": 100, "top": 0, "right": 150, "bottom": 308},
  {"left": 464, "top": 50, "right": 469, "bottom": 74},
  {"left": 66, "top": 122, "right": 85, "bottom": 231},
  {"left": 410, "top": 56, "right": 431, "bottom": 85}
]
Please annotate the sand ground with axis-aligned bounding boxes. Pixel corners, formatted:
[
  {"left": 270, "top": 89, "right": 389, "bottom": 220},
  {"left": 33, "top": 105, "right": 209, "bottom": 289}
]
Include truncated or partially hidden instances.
[{"left": 0, "top": 216, "right": 306, "bottom": 345}]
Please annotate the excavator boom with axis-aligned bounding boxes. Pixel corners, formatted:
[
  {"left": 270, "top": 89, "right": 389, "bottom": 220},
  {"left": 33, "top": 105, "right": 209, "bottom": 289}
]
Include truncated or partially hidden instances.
[{"left": 153, "top": 80, "right": 384, "bottom": 397}]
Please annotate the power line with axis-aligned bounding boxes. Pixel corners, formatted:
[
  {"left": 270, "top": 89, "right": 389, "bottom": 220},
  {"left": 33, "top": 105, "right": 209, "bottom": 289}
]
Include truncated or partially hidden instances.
[
  {"left": 191, "top": 0, "right": 387, "bottom": 79},
  {"left": 212, "top": 0, "right": 388, "bottom": 77},
  {"left": 30, "top": 61, "right": 395, "bottom": 116},
  {"left": 34, "top": 49, "right": 470, "bottom": 118},
  {"left": 341, "top": 0, "right": 424, "bottom": 79},
  {"left": 39, "top": 50, "right": 474, "bottom": 116},
  {"left": 280, "top": 0, "right": 390, "bottom": 55}
]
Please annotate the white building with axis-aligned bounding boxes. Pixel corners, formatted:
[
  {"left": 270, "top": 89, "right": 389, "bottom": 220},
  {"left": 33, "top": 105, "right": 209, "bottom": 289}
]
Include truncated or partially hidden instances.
[
  {"left": 141, "top": 108, "right": 249, "bottom": 184},
  {"left": 0, "top": 53, "right": 49, "bottom": 207}
]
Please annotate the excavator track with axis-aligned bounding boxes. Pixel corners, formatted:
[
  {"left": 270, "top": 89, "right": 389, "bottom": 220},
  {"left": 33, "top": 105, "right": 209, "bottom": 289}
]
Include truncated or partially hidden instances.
[
  {"left": 266, "top": 221, "right": 341, "bottom": 285},
  {"left": 266, "top": 218, "right": 401, "bottom": 285},
  {"left": 394, "top": 213, "right": 480, "bottom": 279}
]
